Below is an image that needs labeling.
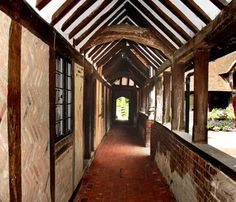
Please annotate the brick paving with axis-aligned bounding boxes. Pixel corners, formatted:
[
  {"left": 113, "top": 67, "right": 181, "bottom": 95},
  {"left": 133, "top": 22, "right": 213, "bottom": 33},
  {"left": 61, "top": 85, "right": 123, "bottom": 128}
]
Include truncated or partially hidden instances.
[{"left": 74, "top": 126, "right": 175, "bottom": 202}]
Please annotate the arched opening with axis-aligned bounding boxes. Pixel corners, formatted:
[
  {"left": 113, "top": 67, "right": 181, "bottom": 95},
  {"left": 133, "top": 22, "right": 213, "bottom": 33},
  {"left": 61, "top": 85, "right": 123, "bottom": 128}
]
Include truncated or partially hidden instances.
[{"left": 115, "top": 96, "right": 129, "bottom": 121}]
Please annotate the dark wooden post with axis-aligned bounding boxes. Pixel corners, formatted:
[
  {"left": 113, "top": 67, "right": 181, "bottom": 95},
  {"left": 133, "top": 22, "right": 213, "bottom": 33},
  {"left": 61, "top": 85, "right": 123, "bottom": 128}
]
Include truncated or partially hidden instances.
[
  {"left": 163, "top": 72, "right": 171, "bottom": 123},
  {"left": 193, "top": 49, "right": 210, "bottom": 143},
  {"left": 8, "top": 20, "right": 22, "bottom": 202},
  {"left": 171, "top": 63, "right": 185, "bottom": 131},
  {"left": 155, "top": 77, "right": 163, "bottom": 122}
]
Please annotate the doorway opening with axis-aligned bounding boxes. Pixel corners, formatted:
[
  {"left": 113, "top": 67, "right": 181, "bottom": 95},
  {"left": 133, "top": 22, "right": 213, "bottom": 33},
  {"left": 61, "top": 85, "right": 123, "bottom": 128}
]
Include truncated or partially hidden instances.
[{"left": 116, "top": 96, "right": 129, "bottom": 121}]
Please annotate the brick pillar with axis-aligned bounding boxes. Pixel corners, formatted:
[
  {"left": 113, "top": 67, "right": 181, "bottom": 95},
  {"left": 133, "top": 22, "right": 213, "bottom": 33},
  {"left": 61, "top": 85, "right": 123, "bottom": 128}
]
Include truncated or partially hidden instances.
[
  {"left": 171, "top": 63, "right": 185, "bottom": 131},
  {"left": 193, "top": 49, "right": 210, "bottom": 143}
]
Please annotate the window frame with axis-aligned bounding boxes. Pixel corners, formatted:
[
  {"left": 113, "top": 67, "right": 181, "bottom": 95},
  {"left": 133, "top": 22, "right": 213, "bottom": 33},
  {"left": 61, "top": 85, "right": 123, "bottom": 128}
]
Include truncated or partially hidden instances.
[{"left": 55, "top": 54, "right": 73, "bottom": 142}]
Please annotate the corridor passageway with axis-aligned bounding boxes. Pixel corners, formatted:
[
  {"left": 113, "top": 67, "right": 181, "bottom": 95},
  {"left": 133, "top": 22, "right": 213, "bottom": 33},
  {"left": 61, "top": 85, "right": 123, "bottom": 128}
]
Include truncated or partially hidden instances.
[{"left": 74, "top": 127, "right": 175, "bottom": 202}]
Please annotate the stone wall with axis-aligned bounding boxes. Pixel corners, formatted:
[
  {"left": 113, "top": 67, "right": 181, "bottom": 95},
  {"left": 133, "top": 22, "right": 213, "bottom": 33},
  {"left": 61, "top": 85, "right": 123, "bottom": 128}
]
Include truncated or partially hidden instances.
[
  {"left": 74, "top": 63, "right": 84, "bottom": 188},
  {"left": 0, "top": 11, "right": 11, "bottom": 202},
  {"left": 21, "top": 27, "right": 50, "bottom": 201},
  {"left": 151, "top": 122, "right": 236, "bottom": 202}
]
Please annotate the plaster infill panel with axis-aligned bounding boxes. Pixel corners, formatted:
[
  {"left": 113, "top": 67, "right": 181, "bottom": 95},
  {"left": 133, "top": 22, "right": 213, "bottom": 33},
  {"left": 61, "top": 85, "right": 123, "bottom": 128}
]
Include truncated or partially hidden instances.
[
  {"left": 55, "top": 146, "right": 73, "bottom": 202},
  {"left": 74, "top": 63, "right": 84, "bottom": 188},
  {"left": 0, "top": 10, "right": 11, "bottom": 202},
  {"left": 21, "top": 27, "right": 50, "bottom": 202}
]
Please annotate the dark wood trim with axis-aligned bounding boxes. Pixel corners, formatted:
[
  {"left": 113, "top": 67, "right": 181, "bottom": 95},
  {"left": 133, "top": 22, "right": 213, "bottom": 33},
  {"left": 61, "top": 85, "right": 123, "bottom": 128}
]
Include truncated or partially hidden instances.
[
  {"left": 171, "top": 63, "right": 185, "bottom": 131},
  {"left": 159, "top": 0, "right": 199, "bottom": 33},
  {"left": 36, "top": 0, "right": 52, "bottom": 10},
  {"left": 49, "top": 47, "right": 56, "bottom": 202},
  {"left": 131, "top": 0, "right": 183, "bottom": 47},
  {"left": 73, "top": 0, "right": 124, "bottom": 46},
  {"left": 51, "top": 0, "right": 80, "bottom": 26},
  {"left": 61, "top": 0, "right": 96, "bottom": 31},
  {"left": 8, "top": 20, "right": 22, "bottom": 202},
  {"left": 69, "top": 0, "right": 111, "bottom": 39},
  {"left": 209, "top": 0, "right": 226, "bottom": 10}
]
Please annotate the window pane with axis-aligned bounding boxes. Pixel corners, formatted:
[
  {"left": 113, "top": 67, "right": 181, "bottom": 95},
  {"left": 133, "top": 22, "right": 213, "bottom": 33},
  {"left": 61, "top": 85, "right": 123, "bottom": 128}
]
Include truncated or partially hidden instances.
[
  {"left": 67, "top": 63, "right": 72, "bottom": 76},
  {"left": 56, "top": 121, "right": 64, "bottom": 137},
  {"left": 67, "top": 104, "right": 71, "bottom": 117},
  {"left": 56, "top": 89, "right": 64, "bottom": 104},
  {"left": 66, "top": 76, "right": 72, "bottom": 90},
  {"left": 56, "top": 73, "right": 63, "bottom": 88},
  {"left": 67, "top": 118, "right": 72, "bottom": 132},
  {"left": 56, "top": 58, "right": 63, "bottom": 73},
  {"left": 56, "top": 105, "right": 63, "bottom": 121},
  {"left": 66, "top": 91, "right": 72, "bottom": 103}
]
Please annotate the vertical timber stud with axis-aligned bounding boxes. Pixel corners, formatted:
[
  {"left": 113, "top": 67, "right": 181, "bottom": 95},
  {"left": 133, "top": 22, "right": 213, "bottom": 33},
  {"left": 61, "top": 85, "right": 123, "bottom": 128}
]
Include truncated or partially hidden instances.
[
  {"left": 193, "top": 49, "right": 210, "bottom": 143},
  {"left": 163, "top": 72, "right": 171, "bottom": 123},
  {"left": 49, "top": 47, "right": 56, "bottom": 202},
  {"left": 8, "top": 20, "right": 22, "bottom": 202},
  {"left": 171, "top": 63, "right": 185, "bottom": 131}
]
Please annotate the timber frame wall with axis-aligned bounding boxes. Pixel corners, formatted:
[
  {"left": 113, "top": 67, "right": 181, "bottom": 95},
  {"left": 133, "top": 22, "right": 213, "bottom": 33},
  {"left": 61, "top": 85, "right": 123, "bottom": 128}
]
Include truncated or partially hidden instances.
[{"left": 0, "top": 1, "right": 111, "bottom": 202}]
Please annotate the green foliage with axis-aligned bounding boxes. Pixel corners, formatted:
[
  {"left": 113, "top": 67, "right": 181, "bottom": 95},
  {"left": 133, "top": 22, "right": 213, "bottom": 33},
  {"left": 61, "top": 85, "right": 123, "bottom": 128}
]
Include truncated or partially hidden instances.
[
  {"left": 116, "top": 97, "right": 129, "bottom": 120},
  {"left": 207, "top": 120, "right": 235, "bottom": 131},
  {"left": 208, "top": 107, "right": 235, "bottom": 120},
  {"left": 207, "top": 107, "right": 235, "bottom": 131}
]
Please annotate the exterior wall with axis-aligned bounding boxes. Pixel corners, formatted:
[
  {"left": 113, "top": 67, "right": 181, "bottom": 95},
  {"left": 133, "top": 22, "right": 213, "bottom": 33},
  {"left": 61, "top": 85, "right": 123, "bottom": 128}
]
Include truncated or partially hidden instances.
[
  {"left": 21, "top": 27, "right": 50, "bottom": 201},
  {"left": 55, "top": 63, "right": 85, "bottom": 201},
  {"left": 74, "top": 63, "right": 84, "bottom": 188},
  {"left": 151, "top": 122, "right": 236, "bottom": 202},
  {"left": 0, "top": 10, "right": 11, "bottom": 202}
]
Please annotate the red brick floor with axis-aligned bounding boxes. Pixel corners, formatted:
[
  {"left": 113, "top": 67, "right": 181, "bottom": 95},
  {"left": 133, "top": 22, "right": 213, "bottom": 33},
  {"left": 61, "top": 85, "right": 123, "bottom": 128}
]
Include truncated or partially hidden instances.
[{"left": 74, "top": 126, "right": 175, "bottom": 202}]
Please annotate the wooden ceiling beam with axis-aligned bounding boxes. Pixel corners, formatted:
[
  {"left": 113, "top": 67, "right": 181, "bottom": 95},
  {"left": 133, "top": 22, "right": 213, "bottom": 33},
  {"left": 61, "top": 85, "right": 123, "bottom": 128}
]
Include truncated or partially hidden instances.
[
  {"left": 80, "top": 24, "right": 174, "bottom": 59},
  {"left": 123, "top": 49, "right": 149, "bottom": 75},
  {"left": 145, "top": 0, "right": 191, "bottom": 41},
  {"left": 179, "top": 0, "right": 211, "bottom": 25},
  {"left": 93, "top": 41, "right": 120, "bottom": 63},
  {"left": 138, "top": 43, "right": 163, "bottom": 66},
  {"left": 87, "top": 44, "right": 104, "bottom": 58},
  {"left": 73, "top": 0, "right": 124, "bottom": 47},
  {"left": 80, "top": 5, "right": 125, "bottom": 51},
  {"left": 96, "top": 42, "right": 125, "bottom": 67},
  {"left": 209, "top": 0, "right": 226, "bottom": 10},
  {"left": 125, "top": 3, "right": 176, "bottom": 53},
  {"left": 90, "top": 42, "right": 112, "bottom": 60},
  {"left": 129, "top": 48, "right": 152, "bottom": 67},
  {"left": 131, "top": 0, "right": 183, "bottom": 47},
  {"left": 36, "top": 0, "right": 52, "bottom": 10},
  {"left": 174, "top": 0, "right": 236, "bottom": 62},
  {"left": 69, "top": 1, "right": 111, "bottom": 39},
  {"left": 61, "top": 0, "right": 96, "bottom": 31},
  {"left": 51, "top": 0, "right": 80, "bottom": 25},
  {"left": 107, "top": 71, "right": 143, "bottom": 86},
  {"left": 159, "top": 0, "right": 199, "bottom": 33},
  {"left": 103, "top": 53, "right": 148, "bottom": 82},
  {"left": 129, "top": 43, "right": 160, "bottom": 69}
]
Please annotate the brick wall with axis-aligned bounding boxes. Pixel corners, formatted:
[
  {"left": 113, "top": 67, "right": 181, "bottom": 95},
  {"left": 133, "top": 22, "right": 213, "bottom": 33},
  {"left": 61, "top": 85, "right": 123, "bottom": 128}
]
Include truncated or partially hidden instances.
[{"left": 151, "top": 122, "right": 236, "bottom": 202}]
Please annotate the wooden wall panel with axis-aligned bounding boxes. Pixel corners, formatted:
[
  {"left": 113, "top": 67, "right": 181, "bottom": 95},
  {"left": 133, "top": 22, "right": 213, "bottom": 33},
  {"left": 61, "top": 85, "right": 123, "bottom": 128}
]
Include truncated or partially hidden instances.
[
  {"left": 74, "top": 63, "right": 84, "bottom": 188},
  {"left": 94, "top": 80, "right": 105, "bottom": 149},
  {"left": 0, "top": 10, "right": 11, "bottom": 202},
  {"left": 21, "top": 27, "right": 50, "bottom": 201}
]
